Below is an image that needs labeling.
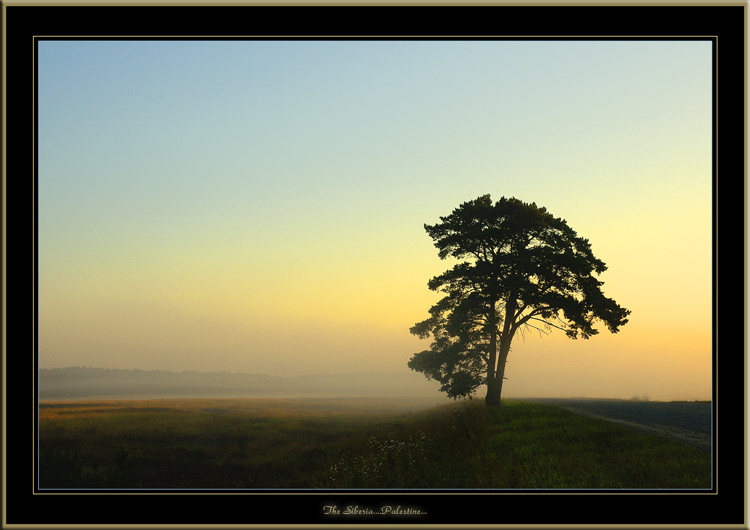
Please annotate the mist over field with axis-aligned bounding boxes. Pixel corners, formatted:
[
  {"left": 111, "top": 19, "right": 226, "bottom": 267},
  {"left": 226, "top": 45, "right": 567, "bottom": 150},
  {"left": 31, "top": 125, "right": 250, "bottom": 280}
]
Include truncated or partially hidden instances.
[
  {"left": 38, "top": 366, "right": 708, "bottom": 404},
  {"left": 38, "top": 367, "right": 453, "bottom": 403}
]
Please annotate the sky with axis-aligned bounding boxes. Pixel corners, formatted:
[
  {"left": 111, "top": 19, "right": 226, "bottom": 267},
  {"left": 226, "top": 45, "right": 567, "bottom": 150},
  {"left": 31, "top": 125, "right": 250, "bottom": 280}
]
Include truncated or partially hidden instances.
[{"left": 36, "top": 39, "right": 713, "bottom": 401}]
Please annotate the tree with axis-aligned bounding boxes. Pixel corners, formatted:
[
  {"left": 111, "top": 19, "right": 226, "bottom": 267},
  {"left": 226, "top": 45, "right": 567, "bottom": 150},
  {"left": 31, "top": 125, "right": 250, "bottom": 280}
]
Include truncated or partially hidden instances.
[{"left": 408, "top": 195, "right": 631, "bottom": 406}]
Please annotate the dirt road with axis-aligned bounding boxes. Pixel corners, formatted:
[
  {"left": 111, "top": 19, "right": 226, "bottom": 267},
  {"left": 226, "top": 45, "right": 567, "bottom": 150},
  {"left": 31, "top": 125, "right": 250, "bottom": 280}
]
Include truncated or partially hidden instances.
[{"left": 522, "top": 398, "right": 712, "bottom": 454}]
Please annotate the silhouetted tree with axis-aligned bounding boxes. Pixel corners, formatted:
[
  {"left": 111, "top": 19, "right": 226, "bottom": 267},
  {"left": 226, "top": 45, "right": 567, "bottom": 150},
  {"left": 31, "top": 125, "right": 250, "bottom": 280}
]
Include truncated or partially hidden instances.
[{"left": 408, "top": 195, "right": 630, "bottom": 406}]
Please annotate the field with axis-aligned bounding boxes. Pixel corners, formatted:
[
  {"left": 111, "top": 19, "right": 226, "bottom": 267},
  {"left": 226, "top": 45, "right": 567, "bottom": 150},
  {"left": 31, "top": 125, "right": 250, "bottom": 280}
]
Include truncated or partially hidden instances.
[{"left": 37, "top": 397, "right": 711, "bottom": 490}]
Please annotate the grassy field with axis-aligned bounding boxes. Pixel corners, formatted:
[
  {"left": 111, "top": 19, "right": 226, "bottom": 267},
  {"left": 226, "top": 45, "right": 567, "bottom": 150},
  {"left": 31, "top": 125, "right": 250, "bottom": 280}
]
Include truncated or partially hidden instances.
[{"left": 37, "top": 397, "right": 711, "bottom": 490}]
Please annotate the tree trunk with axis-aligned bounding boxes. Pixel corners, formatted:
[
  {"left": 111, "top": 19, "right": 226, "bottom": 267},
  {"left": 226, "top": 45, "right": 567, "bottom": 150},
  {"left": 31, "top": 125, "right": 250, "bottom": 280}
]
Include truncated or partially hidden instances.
[
  {"left": 485, "top": 342, "right": 510, "bottom": 406},
  {"left": 485, "top": 298, "right": 500, "bottom": 406},
  {"left": 485, "top": 297, "right": 515, "bottom": 407},
  {"left": 485, "top": 377, "right": 502, "bottom": 406}
]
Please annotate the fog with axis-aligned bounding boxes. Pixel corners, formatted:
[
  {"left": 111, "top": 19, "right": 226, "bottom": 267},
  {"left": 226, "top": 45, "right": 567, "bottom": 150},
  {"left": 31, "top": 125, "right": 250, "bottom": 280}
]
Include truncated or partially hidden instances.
[
  {"left": 37, "top": 367, "right": 455, "bottom": 406},
  {"left": 38, "top": 364, "right": 709, "bottom": 404}
]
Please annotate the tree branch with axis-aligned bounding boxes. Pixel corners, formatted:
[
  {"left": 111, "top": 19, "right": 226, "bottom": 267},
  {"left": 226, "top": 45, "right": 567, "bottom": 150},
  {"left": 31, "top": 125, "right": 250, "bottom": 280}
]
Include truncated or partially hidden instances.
[
  {"left": 519, "top": 321, "right": 550, "bottom": 339},
  {"left": 528, "top": 316, "right": 568, "bottom": 332}
]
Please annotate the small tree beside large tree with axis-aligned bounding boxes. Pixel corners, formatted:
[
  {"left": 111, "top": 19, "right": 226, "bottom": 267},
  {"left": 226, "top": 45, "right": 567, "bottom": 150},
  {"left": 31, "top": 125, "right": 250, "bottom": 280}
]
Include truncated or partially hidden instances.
[{"left": 408, "top": 195, "right": 630, "bottom": 406}]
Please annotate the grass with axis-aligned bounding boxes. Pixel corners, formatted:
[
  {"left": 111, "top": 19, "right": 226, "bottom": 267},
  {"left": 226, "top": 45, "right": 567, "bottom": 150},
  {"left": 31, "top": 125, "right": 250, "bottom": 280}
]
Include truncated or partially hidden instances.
[
  {"left": 37, "top": 397, "right": 711, "bottom": 490},
  {"left": 480, "top": 402, "right": 709, "bottom": 489}
]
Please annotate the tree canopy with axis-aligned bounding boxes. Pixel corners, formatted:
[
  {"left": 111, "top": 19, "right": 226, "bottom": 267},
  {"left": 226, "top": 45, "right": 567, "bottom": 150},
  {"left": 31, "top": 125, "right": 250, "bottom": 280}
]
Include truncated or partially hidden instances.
[{"left": 408, "top": 195, "right": 631, "bottom": 405}]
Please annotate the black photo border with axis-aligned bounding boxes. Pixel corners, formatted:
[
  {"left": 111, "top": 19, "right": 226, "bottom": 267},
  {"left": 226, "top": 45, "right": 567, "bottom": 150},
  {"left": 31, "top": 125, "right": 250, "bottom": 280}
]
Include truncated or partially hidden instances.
[{"left": 5, "top": 2, "right": 743, "bottom": 528}]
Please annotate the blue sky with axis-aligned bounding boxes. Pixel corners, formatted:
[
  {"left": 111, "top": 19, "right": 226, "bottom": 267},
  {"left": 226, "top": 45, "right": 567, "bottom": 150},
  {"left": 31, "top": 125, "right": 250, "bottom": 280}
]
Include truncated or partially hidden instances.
[{"left": 37, "top": 39, "right": 713, "bottom": 400}]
